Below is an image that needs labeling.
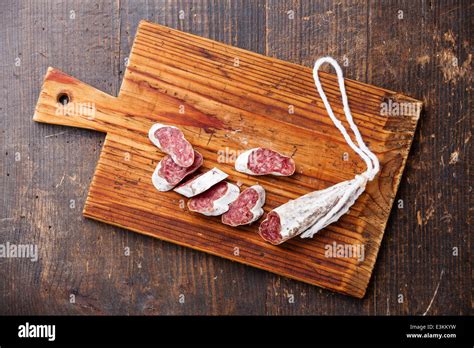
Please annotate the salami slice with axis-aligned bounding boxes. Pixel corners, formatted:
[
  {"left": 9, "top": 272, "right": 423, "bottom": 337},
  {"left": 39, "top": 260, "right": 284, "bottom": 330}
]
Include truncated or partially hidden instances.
[
  {"left": 148, "top": 123, "right": 194, "bottom": 167},
  {"left": 187, "top": 181, "right": 240, "bottom": 216},
  {"left": 173, "top": 167, "right": 228, "bottom": 198},
  {"left": 258, "top": 176, "right": 367, "bottom": 245},
  {"left": 152, "top": 151, "right": 203, "bottom": 191},
  {"left": 221, "top": 185, "right": 266, "bottom": 226},
  {"left": 235, "top": 148, "right": 295, "bottom": 176}
]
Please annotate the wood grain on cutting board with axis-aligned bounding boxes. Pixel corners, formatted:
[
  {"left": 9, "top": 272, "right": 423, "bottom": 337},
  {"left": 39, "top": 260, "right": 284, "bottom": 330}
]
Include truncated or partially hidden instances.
[{"left": 33, "top": 20, "right": 421, "bottom": 298}]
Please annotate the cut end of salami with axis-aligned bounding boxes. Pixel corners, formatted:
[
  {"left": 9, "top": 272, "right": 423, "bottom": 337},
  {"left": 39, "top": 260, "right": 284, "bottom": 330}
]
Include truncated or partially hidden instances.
[
  {"left": 235, "top": 148, "right": 295, "bottom": 176},
  {"left": 152, "top": 151, "right": 203, "bottom": 191},
  {"left": 187, "top": 181, "right": 240, "bottom": 216},
  {"left": 221, "top": 185, "right": 266, "bottom": 226},
  {"left": 258, "top": 212, "right": 283, "bottom": 245},
  {"left": 148, "top": 123, "right": 194, "bottom": 167},
  {"left": 174, "top": 167, "right": 228, "bottom": 198}
]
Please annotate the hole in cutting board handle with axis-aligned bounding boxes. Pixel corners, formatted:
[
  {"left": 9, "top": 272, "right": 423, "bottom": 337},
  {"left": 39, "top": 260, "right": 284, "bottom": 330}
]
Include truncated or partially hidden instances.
[{"left": 57, "top": 93, "right": 70, "bottom": 105}]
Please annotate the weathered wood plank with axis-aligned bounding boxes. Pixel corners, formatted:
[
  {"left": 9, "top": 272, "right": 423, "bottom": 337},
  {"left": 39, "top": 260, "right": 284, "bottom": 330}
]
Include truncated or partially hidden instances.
[{"left": 367, "top": 0, "right": 472, "bottom": 315}]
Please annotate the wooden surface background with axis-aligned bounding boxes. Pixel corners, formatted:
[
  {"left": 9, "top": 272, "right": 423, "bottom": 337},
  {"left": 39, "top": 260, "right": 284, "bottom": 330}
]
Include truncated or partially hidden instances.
[{"left": 0, "top": 0, "right": 471, "bottom": 315}]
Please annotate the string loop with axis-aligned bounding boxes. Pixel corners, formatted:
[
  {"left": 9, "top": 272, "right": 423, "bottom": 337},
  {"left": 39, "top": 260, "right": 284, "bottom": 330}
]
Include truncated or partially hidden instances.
[{"left": 313, "top": 57, "right": 380, "bottom": 181}]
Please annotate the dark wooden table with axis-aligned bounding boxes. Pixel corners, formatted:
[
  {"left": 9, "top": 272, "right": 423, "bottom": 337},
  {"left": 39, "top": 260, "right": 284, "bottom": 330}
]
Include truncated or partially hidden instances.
[{"left": 0, "top": 0, "right": 471, "bottom": 315}]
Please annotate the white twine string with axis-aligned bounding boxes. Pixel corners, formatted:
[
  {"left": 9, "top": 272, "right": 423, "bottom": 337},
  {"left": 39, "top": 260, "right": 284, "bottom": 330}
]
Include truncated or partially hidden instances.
[{"left": 313, "top": 57, "right": 380, "bottom": 181}]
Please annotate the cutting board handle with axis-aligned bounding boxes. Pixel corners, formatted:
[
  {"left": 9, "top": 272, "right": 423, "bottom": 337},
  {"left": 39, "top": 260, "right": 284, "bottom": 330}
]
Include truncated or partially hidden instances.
[{"left": 33, "top": 67, "right": 118, "bottom": 133}]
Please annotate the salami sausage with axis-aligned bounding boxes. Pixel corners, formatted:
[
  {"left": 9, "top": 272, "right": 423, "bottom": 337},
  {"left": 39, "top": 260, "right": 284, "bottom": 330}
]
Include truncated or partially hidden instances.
[
  {"left": 221, "top": 185, "right": 266, "bottom": 226},
  {"left": 174, "top": 167, "right": 228, "bottom": 198},
  {"left": 258, "top": 176, "right": 366, "bottom": 245},
  {"left": 152, "top": 151, "right": 203, "bottom": 191},
  {"left": 148, "top": 123, "right": 194, "bottom": 167},
  {"left": 187, "top": 181, "right": 240, "bottom": 216},
  {"left": 235, "top": 148, "right": 295, "bottom": 176}
]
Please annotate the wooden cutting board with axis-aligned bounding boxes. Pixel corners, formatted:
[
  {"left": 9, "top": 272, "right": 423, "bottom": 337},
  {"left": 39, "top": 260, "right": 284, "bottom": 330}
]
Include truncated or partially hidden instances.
[{"left": 33, "top": 20, "right": 421, "bottom": 298}]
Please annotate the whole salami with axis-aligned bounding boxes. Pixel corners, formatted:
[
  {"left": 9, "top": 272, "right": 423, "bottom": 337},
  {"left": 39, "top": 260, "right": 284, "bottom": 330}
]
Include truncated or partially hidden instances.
[
  {"left": 187, "top": 181, "right": 240, "bottom": 216},
  {"left": 235, "top": 148, "right": 295, "bottom": 176},
  {"left": 152, "top": 151, "right": 203, "bottom": 191},
  {"left": 174, "top": 168, "right": 228, "bottom": 198},
  {"left": 258, "top": 175, "right": 367, "bottom": 245},
  {"left": 221, "top": 185, "right": 266, "bottom": 226},
  {"left": 148, "top": 123, "right": 194, "bottom": 167}
]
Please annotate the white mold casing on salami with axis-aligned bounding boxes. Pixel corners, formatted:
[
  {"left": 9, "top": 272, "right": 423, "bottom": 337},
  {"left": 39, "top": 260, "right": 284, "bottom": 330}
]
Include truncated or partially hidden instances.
[
  {"left": 234, "top": 149, "right": 254, "bottom": 174},
  {"left": 221, "top": 185, "right": 266, "bottom": 226},
  {"left": 152, "top": 160, "right": 175, "bottom": 192},
  {"left": 300, "top": 176, "right": 366, "bottom": 238},
  {"left": 235, "top": 148, "right": 295, "bottom": 176},
  {"left": 174, "top": 168, "right": 228, "bottom": 198},
  {"left": 148, "top": 123, "right": 194, "bottom": 167},
  {"left": 187, "top": 182, "right": 240, "bottom": 216},
  {"left": 259, "top": 176, "right": 367, "bottom": 245}
]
